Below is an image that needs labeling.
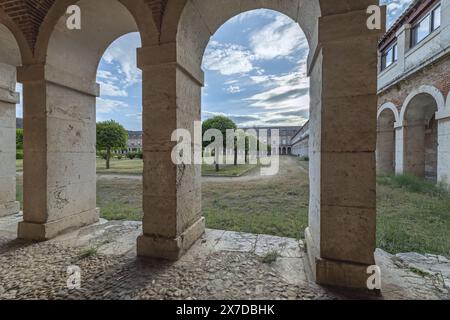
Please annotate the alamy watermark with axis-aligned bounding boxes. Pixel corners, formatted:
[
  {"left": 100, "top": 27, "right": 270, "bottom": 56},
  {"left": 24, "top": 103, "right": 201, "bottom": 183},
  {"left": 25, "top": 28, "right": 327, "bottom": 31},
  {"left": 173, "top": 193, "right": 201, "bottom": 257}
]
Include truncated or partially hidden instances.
[{"left": 171, "top": 122, "right": 280, "bottom": 176}]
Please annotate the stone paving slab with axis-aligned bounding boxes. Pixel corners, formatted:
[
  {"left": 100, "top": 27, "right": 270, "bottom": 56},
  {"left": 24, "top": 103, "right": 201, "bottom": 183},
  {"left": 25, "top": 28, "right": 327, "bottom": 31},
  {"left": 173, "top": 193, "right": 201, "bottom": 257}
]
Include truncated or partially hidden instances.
[{"left": 0, "top": 215, "right": 449, "bottom": 300}]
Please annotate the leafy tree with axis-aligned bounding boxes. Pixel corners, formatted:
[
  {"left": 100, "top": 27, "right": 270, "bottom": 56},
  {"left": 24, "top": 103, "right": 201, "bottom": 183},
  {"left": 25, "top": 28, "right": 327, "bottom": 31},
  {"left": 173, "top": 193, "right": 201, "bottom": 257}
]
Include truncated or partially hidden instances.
[
  {"left": 96, "top": 120, "right": 128, "bottom": 169},
  {"left": 16, "top": 129, "right": 24, "bottom": 150},
  {"left": 202, "top": 116, "right": 237, "bottom": 171}
]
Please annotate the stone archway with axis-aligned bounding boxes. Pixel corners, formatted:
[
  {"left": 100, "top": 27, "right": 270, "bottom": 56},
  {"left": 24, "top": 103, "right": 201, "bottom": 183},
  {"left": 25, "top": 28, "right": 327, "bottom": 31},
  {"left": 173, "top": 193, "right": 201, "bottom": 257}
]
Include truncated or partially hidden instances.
[
  {"left": 0, "top": 0, "right": 383, "bottom": 290},
  {"left": 0, "top": 23, "right": 22, "bottom": 218},
  {"left": 136, "top": 0, "right": 383, "bottom": 289},
  {"left": 16, "top": 0, "right": 150, "bottom": 240},
  {"left": 377, "top": 103, "right": 399, "bottom": 174},
  {"left": 402, "top": 92, "right": 439, "bottom": 180}
]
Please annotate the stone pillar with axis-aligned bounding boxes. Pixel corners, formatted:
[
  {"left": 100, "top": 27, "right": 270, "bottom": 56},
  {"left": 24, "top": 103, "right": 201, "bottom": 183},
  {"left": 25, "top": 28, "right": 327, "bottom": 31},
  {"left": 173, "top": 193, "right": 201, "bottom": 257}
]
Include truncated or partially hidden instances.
[
  {"left": 403, "top": 120, "right": 426, "bottom": 178},
  {"left": 17, "top": 64, "right": 99, "bottom": 241},
  {"left": 394, "top": 124, "right": 404, "bottom": 175},
  {"left": 137, "top": 44, "right": 205, "bottom": 260},
  {"left": 0, "top": 63, "right": 20, "bottom": 217},
  {"left": 305, "top": 8, "right": 383, "bottom": 289},
  {"left": 376, "top": 127, "right": 395, "bottom": 174},
  {"left": 436, "top": 111, "right": 450, "bottom": 184}
]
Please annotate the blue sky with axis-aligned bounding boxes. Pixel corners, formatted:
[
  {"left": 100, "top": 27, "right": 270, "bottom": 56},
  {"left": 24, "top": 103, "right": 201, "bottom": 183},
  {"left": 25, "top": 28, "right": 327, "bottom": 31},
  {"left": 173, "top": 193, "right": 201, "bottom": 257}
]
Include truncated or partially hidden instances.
[{"left": 16, "top": 0, "right": 413, "bottom": 130}]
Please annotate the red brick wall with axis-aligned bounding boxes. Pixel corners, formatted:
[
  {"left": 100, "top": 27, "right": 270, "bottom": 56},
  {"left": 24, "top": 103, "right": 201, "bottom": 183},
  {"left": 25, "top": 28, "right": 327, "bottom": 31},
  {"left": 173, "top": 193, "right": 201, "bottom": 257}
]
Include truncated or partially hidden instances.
[
  {"left": 378, "top": 57, "right": 450, "bottom": 111},
  {"left": 0, "top": 0, "right": 168, "bottom": 52}
]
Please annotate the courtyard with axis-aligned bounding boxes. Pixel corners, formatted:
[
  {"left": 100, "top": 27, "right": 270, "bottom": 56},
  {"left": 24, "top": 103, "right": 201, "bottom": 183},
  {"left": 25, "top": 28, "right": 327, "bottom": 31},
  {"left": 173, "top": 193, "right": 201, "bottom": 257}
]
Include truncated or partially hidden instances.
[
  {"left": 14, "top": 156, "right": 450, "bottom": 257},
  {"left": 2, "top": 156, "right": 450, "bottom": 299}
]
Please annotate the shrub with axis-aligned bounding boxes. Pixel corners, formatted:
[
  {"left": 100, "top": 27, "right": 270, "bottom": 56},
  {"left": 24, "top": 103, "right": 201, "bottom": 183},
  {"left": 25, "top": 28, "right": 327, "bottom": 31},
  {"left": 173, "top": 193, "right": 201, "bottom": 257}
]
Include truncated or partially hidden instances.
[
  {"left": 116, "top": 155, "right": 123, "bottom": 160},
  {"left": 377, "top": 174, "right": 450, "bottom": 198},
  {"left": 127, "top": 152, "right": 137, "bottom": 160},
  {"left": 137, "top": 151, "right": 143, "bottom": 159},
  {"left": 97, "top": 151, "right": 108, "bottom": 160},
  {"left": 16, "top": 149, "right": 24, "bottom": 160},
  {"left": 300, "top": 156, "right": 309, "bottom": 162}
]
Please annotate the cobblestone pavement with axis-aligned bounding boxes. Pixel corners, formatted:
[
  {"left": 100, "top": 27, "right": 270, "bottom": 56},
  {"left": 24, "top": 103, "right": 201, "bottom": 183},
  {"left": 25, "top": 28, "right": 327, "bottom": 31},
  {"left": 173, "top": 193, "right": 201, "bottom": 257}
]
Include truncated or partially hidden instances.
[{"left": 0, "top": 215, "right": 448, "bottom": 300}]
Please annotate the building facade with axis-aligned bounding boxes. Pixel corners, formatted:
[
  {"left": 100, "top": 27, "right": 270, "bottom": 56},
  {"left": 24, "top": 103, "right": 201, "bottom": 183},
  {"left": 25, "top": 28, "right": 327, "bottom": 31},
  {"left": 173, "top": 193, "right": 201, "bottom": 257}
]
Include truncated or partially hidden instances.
[
  {"left": 377, "top": 0, "right": 450, "bottom": 183},
  {"left": 291, "top": 121, "right": 310, "bottom": 158}
]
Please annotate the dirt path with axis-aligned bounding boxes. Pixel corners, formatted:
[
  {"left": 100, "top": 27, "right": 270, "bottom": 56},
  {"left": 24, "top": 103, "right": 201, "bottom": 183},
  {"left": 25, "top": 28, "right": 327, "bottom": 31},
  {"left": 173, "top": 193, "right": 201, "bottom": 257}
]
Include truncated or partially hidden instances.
[{"left": 93, "top": 156, "right": 305, "bottom": 183}]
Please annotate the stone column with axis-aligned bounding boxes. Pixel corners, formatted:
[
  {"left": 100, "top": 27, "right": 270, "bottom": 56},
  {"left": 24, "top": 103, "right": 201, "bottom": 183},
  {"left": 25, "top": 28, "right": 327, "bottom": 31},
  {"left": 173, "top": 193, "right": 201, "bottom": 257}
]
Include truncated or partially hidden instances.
[
  {"left": 403, "top": 120, "right": 426, "bottom": 178},
  {"left": 436, "top": 110, "right": 450, "bottom": 184},
  {"left": 137, "top": 43, "right": 205, "bottom": 260},
  {"left": 376, "top": 127, "right": 396, "bottom": 174},
  {"left": 17, "top": 64, "right": 99, "bottom": 240},
  {"left": 394, "top": 124, "right": 404, "bottom": 175},
  {"left": 305, "top": 8, "right": 383, "bottom": 289},
  {"left": 0, "top": 63, "right": 20, "bottom": 217}
]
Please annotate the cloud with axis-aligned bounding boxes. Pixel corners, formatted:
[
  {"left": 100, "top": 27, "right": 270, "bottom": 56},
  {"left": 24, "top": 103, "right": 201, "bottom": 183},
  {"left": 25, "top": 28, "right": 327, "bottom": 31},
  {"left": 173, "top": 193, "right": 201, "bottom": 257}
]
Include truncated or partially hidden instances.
[
  {"left": 203, "top": 42, "right": 256, "bottom": 75},
  {"left": 101, "top": 33, "right": 142, "bottom": 87},
  {"left": 250, "top": 14, "right": 308, "bottom": 60},
  {"left": 246, "top": 65, "right": 310, "bottom": 111},
  {"left": 380, "top": 0, "right": 414, "bottom": 26},
  {"left": 226, "top": 85, "right": 242, "bottom": 94},
  {"left": 96, "top": 98, "right": 129, "bottom": 114}
]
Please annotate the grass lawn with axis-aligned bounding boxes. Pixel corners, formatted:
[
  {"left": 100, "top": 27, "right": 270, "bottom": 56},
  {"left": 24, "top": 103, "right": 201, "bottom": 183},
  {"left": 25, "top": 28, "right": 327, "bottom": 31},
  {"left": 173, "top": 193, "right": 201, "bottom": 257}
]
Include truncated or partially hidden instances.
[
  {"left": 14, "top": 157, "right": 450, "bottom": 258},
  {"left": 96, "top": 158, "right": 143, "bottom": 175},
  {"left": 202, "top": 164, "right": 258, "bottom": 177}
]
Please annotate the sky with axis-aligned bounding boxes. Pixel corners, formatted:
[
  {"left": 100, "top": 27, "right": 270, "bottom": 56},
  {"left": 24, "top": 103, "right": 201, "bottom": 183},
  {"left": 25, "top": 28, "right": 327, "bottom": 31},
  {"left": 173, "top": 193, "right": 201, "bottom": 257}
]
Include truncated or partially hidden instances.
[{"left": 16, "top": 0, "right": 414, "bottom": 130}]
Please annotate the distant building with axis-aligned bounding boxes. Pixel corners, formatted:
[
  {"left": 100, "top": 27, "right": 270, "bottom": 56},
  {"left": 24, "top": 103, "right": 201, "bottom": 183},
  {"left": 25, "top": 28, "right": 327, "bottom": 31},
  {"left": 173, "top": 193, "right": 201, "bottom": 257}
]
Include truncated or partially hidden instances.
[
  {"left": 127, "top": 131, "right": 143, "bottom": 153},
  {"left": 239, "top": 126, "right": 302, "bottom": 155}
]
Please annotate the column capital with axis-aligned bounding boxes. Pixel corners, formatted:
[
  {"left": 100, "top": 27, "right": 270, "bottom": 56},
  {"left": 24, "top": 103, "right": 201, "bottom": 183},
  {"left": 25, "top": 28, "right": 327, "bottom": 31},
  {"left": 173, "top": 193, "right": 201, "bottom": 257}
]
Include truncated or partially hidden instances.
[
  {"left": 17, "top": 63, "right": 100, "bottom": 97},
  {"left": 308, "top": 7, "right": 386, "bottom": 75},
  {"left": 0, "top": 86, "right": 19, "bottom": 104},
  {"left": 138, "top": 43, "right": 204, "bottom": 87}
]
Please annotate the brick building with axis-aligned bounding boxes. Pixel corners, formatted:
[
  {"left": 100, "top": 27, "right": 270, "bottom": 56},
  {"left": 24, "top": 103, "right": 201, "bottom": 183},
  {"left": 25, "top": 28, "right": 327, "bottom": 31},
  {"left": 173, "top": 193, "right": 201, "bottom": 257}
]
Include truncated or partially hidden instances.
[{"left": 377, "top": 0, "right": 450, "bottom": 183}]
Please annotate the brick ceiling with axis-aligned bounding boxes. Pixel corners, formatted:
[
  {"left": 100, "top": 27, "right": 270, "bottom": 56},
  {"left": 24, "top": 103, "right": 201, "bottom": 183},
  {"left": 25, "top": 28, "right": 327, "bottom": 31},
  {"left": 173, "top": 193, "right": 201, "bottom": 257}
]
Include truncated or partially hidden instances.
[{"left": 0, "top": 0, "right": 168, "bottom": 52}]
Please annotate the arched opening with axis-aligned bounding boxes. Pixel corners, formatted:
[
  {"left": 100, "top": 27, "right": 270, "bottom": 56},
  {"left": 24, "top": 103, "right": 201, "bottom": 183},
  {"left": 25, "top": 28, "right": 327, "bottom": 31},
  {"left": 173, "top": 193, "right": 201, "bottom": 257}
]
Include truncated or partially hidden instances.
[
  {"left": 199, "top": 8, "right": 311, "bottom": 249},
  {"left": 18, "top": 0, "right": 144, "bottom": 240},
  {"left": 0, "top": 23, "right": 21, "bottom": 218},
  {"left": 403, "top": 93, "right": 439, "bottom": 180},
  {"left": 95, "top": 33, "right": 143, "bottom": 221},
  {"left": 377, "top": 107, "right": 397, "bottom": 174}
]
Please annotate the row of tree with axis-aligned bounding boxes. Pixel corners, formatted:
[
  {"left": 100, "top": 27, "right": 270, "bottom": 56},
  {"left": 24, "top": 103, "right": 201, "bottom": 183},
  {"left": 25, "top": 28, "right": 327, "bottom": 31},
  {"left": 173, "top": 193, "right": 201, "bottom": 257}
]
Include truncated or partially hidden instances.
[{"left": 17, "top": 116, "right": 269, "bottom": 172}]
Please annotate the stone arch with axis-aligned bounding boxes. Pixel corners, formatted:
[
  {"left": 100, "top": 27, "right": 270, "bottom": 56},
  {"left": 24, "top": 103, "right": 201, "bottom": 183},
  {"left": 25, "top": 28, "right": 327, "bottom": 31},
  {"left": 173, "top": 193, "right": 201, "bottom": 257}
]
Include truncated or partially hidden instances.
[
  {"left": 377, "top": 103, "right": 398, "bottom": 174},
  {"left": 33, "top": 0, "right": 158, "bottom": 63},
  {"left": 138, "top": 0, "right": 383, "bottom": 290},
  {"left": 17, "top": 0, "right": 150, "bottom": 241},
  {"left": 400, "top": 85, "right": 445, "bottom": 124},
  {"left": 377, "top": 102, "right": 400, "bottom": 124},
  {"left": 0, "top": 8, "right": 32, "bottom": 64},
  {"left": 0, "top": 21, "right": 22, "bottom": 218},
  {"left": 402, "top": 89, "right": 440, "bottom": 180}
]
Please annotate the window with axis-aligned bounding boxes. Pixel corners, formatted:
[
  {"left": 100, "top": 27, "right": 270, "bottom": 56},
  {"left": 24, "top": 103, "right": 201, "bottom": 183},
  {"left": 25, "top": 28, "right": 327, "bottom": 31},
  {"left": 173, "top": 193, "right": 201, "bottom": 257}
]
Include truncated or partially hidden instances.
[
  {"left": 412, "top": 5, "right": 441, "bottom": 47},
  {"left": 381, "top": 42, "right": 397, "bottom": 71},
  {"left": 432, "top": 5, "right": 441, "bottom": 31}
]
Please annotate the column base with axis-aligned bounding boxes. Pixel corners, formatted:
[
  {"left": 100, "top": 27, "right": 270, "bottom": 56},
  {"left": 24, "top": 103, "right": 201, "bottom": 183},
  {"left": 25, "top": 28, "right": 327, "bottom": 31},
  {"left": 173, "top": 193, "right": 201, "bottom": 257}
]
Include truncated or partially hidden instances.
[
  {"left": 18, "top": 208, "right": 100, "bottom": 241},
  {"left": 137, "top": 217, "right": 205, "bottom": 260},
  {"left": 0, "top": 201, "right": 20, "bottom": 218},
  {"left": 305, "top": 227, "right": 375, "bottom": 290}
]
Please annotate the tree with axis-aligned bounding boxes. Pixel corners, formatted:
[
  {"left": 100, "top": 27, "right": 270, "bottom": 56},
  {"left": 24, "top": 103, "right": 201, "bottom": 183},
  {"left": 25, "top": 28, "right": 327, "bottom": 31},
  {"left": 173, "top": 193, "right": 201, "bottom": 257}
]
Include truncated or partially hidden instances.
[
  {"left": 97, "top": 120, "right": 128, "bottom": 169},
  {"left": 202, "top": 116, "right": 237, "bottom": 172},
  {"left": 16, "top": 129, "right": 24, "bottom": 150}
]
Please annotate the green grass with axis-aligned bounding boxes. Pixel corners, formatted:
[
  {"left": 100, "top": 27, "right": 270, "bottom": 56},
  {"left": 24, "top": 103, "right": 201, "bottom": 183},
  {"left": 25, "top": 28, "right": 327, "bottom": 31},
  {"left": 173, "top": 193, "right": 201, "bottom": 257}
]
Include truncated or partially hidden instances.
[
  {"left": 202, "top": 164, "right": 258, "bottom": 177},
  {"left": 260, "top": 250, "right": 281, "bottom": 264},
  {"left": 16, "top": 160, "right": 23, "bottom": 172},
  {"left": 96, "top": 159, "right": 143, "bottom": 175},
  {"left": 14, "top": 159, "right": 450, "bottom": 258},
  {"left": 376, "top": 174, "right": 450, "bottom": 258}
]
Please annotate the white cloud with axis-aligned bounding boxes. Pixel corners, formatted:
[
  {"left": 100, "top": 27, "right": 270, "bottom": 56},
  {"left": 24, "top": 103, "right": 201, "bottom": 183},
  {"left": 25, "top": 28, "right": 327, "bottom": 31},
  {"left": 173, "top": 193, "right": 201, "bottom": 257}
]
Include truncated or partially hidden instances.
[
  {"left": 203, "top": 42, "right": 256, "bottom": 75},
  {"left": 96, "top": 98, "right": 129, "bottom": 114},
  {"left": 226, "top": 85, "right": 242, "bottom": 94},
  {"left": 250, "top": 15, "right": 308, "bottom": 60},
  {"left": 101, "top": 33, "right": 142, "bottom": 87},
  {"left": 98, "top": 80, "right": 128, "bottom": 97}
]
